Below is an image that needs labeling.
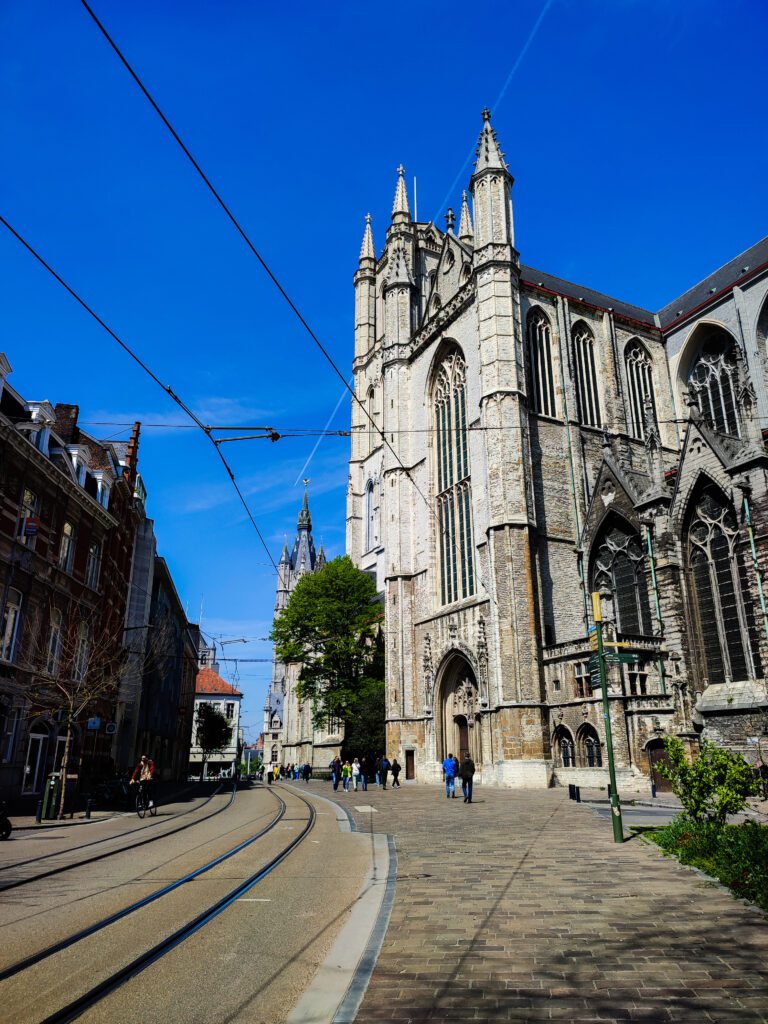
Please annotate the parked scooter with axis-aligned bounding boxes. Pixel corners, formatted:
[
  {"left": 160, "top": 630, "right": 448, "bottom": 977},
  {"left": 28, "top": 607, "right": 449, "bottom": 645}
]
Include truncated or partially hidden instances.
[{"left": 0, "top": 800, "right": 12, "bottom": 840}]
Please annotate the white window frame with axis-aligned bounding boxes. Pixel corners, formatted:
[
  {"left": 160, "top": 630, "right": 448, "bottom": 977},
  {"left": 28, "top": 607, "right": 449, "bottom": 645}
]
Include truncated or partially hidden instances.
[
  {"left": 85, "top": 541, "right": 101, "bottom": 589},
  {"left": 0, "top": 588, "right": 22, "bottom": 662},
  {"left": 59, "top": 521, "right": 75, "bottom": 572},
  {"left": 46, "top": 608, "right": 63, "bottom": 676}
]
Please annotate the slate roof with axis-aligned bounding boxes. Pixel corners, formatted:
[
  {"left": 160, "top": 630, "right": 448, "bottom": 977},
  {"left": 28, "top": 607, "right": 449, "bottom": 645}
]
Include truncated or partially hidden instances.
[
  {"left": 521, "top": 266, "right": 656, "bottom": 326},
  {"left": 656, "top": 235, "right": 768, "bottom": 329},
  {"left": 195, "top": 666, "right": 242, "bottom": 698}
]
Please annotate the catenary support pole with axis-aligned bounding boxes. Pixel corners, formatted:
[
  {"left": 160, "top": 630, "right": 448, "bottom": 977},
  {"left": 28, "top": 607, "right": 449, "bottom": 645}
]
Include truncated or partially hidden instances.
[{"left": 592, "top": 591, "right": 624, "bottom": 844}]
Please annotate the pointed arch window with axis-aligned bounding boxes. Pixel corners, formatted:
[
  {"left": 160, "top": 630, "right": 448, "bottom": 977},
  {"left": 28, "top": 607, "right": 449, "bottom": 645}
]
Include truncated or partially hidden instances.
[
  {"left": 527, "top": 309, "right": 557, "bottom": 417},
  {"left": 592, "top": 520, "right": 653, "bottom": 635},
  {"left": 688, "top": 335, "right": 740, "bottom": 436},
  {"left": 573, "top": 323, "right": 601, "bottom": 427},
  {"left": 578, "top": 725, "right": 603, "bottom": 767},
  {"left": 364, "top": 479, "right": 376, "bottom": 552},
  {"left": 625, "top": 341, "right": 656, "bottom": 439},
  {"left": 686, "top": 483, "right": 762, "bottom": 685},
  {"left": 553, "top": 726, "right": 575, "bottom": 768},
  {"left": 434, "top": 350, "right": 475, "bottom": 605}
]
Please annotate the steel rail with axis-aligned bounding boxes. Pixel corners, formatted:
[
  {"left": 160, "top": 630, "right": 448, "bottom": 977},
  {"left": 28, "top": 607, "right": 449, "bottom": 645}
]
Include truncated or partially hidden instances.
[
  {"left": 40, "top": 788, "right": 317, "bottom": 1024},
  {"left": 0, "top": 790, "right": 287, "bottom": 982},
  {"left": 0, "top": 784, "right": 238, "bottom": 893},
  {"left": 1, "top": 783, "right": 224, "bottom": 873}
]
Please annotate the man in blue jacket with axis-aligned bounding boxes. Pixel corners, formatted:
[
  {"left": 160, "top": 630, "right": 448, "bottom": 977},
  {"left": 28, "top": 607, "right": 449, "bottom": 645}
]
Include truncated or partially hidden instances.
[{"left": 442, "top": 753, "right": 457, "bottom": 799}]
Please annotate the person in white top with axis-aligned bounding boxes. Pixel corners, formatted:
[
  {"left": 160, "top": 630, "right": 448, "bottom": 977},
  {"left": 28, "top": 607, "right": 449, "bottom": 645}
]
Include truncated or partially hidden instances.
[{"left": 351, "top": 758, "right": 361, "bottom": 791}]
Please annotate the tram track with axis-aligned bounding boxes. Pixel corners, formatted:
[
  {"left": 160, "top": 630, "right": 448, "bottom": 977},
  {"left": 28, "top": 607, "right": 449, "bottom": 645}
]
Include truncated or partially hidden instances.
[
  {"left": 4, "top": 786, "right": 317, "bottom": 1024},
  {"left": 1, "top": 783, "right": 225, "bottom": 873},
  {"left": 0, "top": 783, "right": 237, "bottom": 893}
]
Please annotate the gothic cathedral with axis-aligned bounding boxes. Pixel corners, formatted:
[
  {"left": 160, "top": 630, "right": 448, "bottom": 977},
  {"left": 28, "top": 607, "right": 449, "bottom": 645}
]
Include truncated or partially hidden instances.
[{"left": 347, "top": 110, "right": 768, "bottom": 789}]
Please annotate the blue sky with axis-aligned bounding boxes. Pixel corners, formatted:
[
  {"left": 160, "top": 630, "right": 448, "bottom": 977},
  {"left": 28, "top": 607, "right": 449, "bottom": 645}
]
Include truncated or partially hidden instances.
[{"left": 2, "top": 0, "right": 766, "bottom": 739}]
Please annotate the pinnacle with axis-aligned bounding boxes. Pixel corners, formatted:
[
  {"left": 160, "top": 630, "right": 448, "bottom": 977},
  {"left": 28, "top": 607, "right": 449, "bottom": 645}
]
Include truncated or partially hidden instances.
[
  {"left": 458, "top": 191, "right": 474, "bottom": 242},
  {"left": 359, "top": 213, "right": 375, "bottom": 261},
  {"left": 392, "top": 164, "right": 411, "bottom": 219},
  {"left": 473, "top": 108, "right": 508, "bottom": 176}
]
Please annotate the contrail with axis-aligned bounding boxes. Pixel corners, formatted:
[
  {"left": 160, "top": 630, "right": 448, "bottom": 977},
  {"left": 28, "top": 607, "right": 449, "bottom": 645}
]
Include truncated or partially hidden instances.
[
  {"left": 293, "top": 379, "right": 352, "bottom": 486},
  {"left": 432, "top": 0, "right": 554, "bottom": 222}
]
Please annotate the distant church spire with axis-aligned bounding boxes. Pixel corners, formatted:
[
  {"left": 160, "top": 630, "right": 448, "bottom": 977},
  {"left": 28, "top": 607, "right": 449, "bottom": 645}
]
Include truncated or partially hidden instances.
[
  {"left": 359, "top": 213, "right": 375, "bottom": 262},
  {"left": 392, "top": 164, "right": 411, "bottom": 222},
  {"left": 297, "top": 482, "right": 312, "bottom": 532},
  {"left": 458, "top": 191, "right": 474, "bottom": 244}
]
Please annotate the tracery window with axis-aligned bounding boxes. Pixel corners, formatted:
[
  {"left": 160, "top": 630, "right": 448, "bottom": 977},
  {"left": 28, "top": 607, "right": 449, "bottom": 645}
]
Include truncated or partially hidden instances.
[
  {"left": 553, "top": 726, "right": 575, "bottom": 768},
  {"left": 625, "top": 341, "right": 656, "bottom": 439},
  {"left": 688, "top": 336, "right": 740, "bottom": 436},
  {"left": 573, "top": 322, "right": 601, "bottom": 428},
  {"left": 434, "top": 350, "right": 475, "bottom": 605},
  {"left": 592, "top": 520, "right": 653, "bottom": 635},
  {"left": 527, "top": 309, "right": 557, "bottom": 417},
  {"left": 687, "top": 483, "right": 761, "bottom": 685},
  {"left": 579, "top": 726, "right": 602, "bottom": 767}
]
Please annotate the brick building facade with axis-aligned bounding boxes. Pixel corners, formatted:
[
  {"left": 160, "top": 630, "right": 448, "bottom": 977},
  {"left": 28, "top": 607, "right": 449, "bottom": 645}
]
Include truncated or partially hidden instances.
[{"left": 347, "top": 111, "right": 768, "bottom": 790}]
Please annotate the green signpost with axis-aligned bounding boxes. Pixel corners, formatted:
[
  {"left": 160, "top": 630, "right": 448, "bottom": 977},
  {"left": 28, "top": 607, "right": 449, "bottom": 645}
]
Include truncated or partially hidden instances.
[{"left": 591, "top": 593, "right": 625, "bottom": 844}]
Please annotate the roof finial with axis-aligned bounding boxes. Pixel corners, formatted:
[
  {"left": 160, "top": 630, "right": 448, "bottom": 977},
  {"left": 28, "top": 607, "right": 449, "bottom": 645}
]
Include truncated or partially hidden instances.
[
  {"left": 359, "top": 213, "right": 375, "bottom": 261},
  {"left": 445, "top": 208, "right": 455, "bottom": 233},
  {"left": 482, "top": 107, "right": 491, "bottom": 122},
  {"left": 392, "top": 164, "right": 411, "bottom": 220}
]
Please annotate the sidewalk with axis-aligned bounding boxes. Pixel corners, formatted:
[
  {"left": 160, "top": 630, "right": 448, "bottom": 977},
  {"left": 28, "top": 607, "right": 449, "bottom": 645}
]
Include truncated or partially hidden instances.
[{"left": 330, "top": 784, "right": 768, "bottom": 1023}]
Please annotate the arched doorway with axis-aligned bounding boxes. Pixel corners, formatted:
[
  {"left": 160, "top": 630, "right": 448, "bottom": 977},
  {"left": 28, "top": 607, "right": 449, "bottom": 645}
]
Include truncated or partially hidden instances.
[
  {"left": 646, "top": 738, "right": 673, "bottom": 792},
  {"left": 436, "top": 655, "right": 482, "bottom": 766}
]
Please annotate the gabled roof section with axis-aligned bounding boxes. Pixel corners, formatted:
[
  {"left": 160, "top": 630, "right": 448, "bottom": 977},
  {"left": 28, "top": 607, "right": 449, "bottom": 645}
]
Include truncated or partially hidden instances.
[
  {"left": 657, "top": 235, "right": 768, "bottom": 329},
  {"left": 196, "top": 666, "right": 242, "bottom": 698}
]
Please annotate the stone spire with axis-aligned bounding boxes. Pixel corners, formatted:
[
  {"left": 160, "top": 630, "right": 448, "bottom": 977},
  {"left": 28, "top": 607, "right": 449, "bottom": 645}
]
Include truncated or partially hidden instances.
[
  {"left": 359, "top": 213, "right": 375, "bottom": 262},
  {"left": 317, "top": 543, "right": 326, "bottom": 570},
  {"left": 392, "top": 164, "right": 411, "bottom": 224},
  {"left": 473, "top": 108, "right": 509, "bottom": 176},
  {"left": 279, "top": 541, "right": 290, "bottom": 564},
  {"left": 297, "top": 485, "right": 312, "bottom": 532},
  {"left": 458, "top": 191, "right": 474, "bottom": 244}
]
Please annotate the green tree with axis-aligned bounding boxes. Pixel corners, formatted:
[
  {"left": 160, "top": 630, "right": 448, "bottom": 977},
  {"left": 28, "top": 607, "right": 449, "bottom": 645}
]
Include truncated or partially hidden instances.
[
  {"left": 657, "top": 736, "right": 759, "bottom": 826},
  {"left": 270, "top": 556, "right": 384, "bottom": 737},
  {"left": 195, "top": 703, "right": 233, "bottom": 779}
]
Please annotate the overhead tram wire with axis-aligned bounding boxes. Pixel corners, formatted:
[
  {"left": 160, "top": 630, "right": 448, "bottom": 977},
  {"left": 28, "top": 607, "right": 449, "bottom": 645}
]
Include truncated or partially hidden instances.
[
  {"left": 79, "top": 0, "right": 437, "bottom": 530},
  {"left": 0, "top": 215, "right": 277, "bottom": 573}
]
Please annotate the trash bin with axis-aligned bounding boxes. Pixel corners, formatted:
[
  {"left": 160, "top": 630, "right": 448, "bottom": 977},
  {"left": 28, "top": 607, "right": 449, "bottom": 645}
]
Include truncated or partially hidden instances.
[{"left": 42, "top": 772, "right": 61, "bottom": 819}]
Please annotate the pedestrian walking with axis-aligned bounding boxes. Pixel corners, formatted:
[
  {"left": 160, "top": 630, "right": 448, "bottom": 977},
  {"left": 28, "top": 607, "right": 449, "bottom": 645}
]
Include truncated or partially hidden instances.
[
  {"left": 379, "top": 755, "right": 391, "bottom": 790},
  {"left": 331, "top": 757, "right": 342, "bottom": 791},
  {"left": 342, "top": 760, "right": 352, "bottom": 792},
  {"left": 360, "top": 757, "right": 368, "bottom": 791},
  {"left": 391, "top": 758, "right": 402, "bottom": 788},
  {"left": 352, "top": 758, "right": 361, "bottom": 791},
  {"left": 442, "top": 753, "right": 457, "bottom": 798},
  {"left": 302, "top": 763, "right": 312, "bottom": 783},
  {"left": 460, "top": 752, "right": 476, "bottom": 803},
  {"left": 273, "top": 763, "right": 280, "bottom": 783}
]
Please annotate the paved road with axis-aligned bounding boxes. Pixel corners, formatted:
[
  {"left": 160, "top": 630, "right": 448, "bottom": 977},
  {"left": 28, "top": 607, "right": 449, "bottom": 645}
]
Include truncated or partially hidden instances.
[
  {"left": 1, "top": 784, "right": 371, "bottom": 1024},
  {"left": 328, "top": 783, "right": 768, "bottom": 1023}
]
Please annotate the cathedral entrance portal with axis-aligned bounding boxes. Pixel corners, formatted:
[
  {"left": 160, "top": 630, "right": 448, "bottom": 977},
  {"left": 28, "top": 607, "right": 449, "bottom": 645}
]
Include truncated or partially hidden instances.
[{"left": 436, "top": 655, "right": 482, "bottom": 766}]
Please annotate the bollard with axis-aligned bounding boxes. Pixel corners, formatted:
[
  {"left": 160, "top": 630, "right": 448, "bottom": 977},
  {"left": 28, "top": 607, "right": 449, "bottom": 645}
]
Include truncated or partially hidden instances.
[
  {"left": 651, "top": 783, "right": 657, "bottom": 799},
  {"left": 568, "top": 783, "right": 575, "bottom": 800},
  {"left": 575, "top": 786, "right": 581, "bottom": 803},
  {"left": 85, "top": 799, "right": 92, "bottom": 820},
  {"left": 607, "top": 783, "right": 612, "bottom": 800},
  {"left": 35, "top": 800, "right": 43, "bottom": 824}
]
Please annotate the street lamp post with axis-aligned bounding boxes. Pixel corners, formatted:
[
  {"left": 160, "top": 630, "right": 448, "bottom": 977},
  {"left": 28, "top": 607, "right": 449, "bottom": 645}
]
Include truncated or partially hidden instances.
[{"left": 591, "top": 591, "right": 625, "bottom": 844}]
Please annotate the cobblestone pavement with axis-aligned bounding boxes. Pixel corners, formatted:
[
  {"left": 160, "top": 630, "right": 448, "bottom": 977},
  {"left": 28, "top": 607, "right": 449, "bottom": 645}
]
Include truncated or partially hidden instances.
[{"left": 333, "top": 784, "right": 768, "bottom": 1023}]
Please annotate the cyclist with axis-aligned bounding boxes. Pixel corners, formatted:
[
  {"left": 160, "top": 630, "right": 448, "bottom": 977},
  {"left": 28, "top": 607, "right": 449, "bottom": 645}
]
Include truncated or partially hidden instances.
[{"left": 129, "top": 754, "right": 156, "bottom": 809}]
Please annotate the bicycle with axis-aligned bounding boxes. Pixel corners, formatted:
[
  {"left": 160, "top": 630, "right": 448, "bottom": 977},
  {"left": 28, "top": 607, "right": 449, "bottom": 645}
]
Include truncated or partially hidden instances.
[{"left": 134, "top": 781, "right": 157, "bottom": 819}]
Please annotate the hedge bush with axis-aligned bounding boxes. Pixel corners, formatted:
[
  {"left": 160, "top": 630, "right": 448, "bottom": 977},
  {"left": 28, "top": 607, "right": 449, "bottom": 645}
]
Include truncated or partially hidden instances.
[{"left": 651, "top": 816, "right": 768, "bottom": 912}]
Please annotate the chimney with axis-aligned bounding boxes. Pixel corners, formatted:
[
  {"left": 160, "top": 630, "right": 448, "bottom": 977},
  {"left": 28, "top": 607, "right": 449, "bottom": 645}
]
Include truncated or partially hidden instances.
[
  {"left": 54, "top": 404, "right": 80, "bottom": 443},
  {"left": 125, "top": 421, "right": 141, "bottom": 481}
]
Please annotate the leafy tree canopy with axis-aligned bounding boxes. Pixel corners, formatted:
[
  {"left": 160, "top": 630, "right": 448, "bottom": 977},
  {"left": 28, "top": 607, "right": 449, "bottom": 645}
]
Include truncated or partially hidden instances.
[
  {"left": 657, "top": 736, "right": 759, "bottom": 826},
  {"left": 196, "top": 703, "right": 233, "bottom": 765},
  {"left": 270, "top": 556, "right": 383, "bottom": 731}
]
